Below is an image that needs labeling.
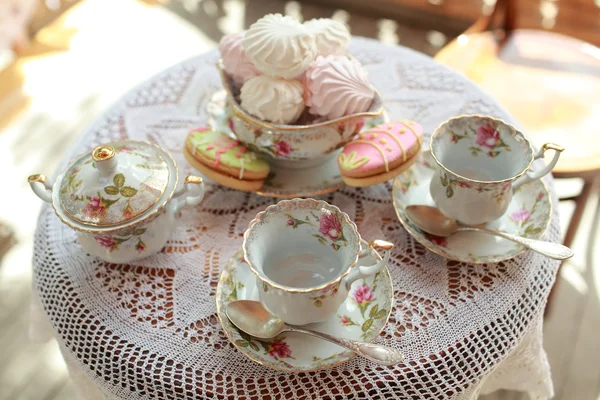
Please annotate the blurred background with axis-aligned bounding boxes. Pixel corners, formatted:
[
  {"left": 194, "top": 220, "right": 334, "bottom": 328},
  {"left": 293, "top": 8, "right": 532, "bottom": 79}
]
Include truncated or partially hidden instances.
[{"left": 0, "top": 0, "right": 599, "bottom": 399}]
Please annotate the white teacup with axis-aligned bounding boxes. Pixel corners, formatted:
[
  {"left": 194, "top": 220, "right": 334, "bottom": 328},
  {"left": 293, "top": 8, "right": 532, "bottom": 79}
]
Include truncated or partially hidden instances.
[
  {"left": 243, "top": 198, "right": 393, "bottom": 326},
  {"left": 429, "top": 115, "right": 563, "bottom": 226}
]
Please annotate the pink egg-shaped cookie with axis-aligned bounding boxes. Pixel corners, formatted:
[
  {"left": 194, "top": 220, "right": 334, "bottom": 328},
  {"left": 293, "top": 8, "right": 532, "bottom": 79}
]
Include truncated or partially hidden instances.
[
  {"left": 219, "top": 31, "right": 261, "bottom": 87},
  {"left": 338, "top": 121, "right": 424, "bottom": 187}
]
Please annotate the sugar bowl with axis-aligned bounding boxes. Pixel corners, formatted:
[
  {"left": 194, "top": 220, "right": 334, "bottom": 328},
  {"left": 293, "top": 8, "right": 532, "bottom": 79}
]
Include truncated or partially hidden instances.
[{"left": 28, "top": 140, "right": 205, "bottom": 263}]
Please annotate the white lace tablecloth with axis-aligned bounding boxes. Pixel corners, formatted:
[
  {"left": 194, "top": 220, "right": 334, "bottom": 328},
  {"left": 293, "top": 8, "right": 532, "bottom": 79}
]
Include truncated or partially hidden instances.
[{"left": 31, "top": 37, "right": 558, "bottom": 400}]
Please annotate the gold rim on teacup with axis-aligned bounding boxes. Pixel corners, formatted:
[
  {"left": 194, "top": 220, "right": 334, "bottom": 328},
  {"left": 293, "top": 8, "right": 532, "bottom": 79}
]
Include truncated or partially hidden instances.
[
  {"left": 217, "top": 60, "right": 385, "bottom": 132},
  {"left": 429, "top": 114, "right": 564, "bottom": 184},
  {"left": 242, "top": 198, "right": 361, "bottom": 293}
]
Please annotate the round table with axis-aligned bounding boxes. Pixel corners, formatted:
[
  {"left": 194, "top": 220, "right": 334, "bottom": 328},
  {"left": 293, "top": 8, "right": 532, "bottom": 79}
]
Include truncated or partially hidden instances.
[{"left": 31, "top": 37, "right": 560, "bottom": 400}]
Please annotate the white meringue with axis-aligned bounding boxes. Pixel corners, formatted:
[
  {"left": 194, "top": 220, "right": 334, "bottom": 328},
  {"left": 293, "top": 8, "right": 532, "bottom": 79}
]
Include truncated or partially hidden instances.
[
  {"left": 243, "top": 14, "right": 317, "bottom": 79},
  {"left": 304, "top": 18, "right": 350, "bottom": 56},
  {"left": 240, "top": 75, "right": 305, "bottom": 124},
  {"left": 304, "top": 55, "right": 375, "bottom": 120},
  {"left": 219, "top": 31, "right": 261, "bottom": 86}
]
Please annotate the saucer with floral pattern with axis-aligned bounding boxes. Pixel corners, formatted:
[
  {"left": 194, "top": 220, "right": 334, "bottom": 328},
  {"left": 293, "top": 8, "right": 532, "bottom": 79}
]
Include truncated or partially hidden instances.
[
  {"left": 215, "top": 243, "right": 394, "bottom": 372},
  {"left": 392, "top": 151, "right": 552, "bottom": 263}
]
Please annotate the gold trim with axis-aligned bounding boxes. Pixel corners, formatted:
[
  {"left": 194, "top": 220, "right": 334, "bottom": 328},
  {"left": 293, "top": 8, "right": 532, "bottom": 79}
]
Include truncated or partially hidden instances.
[
  {"left": 255, "top": 183, "right": 344, "bottom": 199},
  {"left": 184, "top": 175, "right": 203, "bottom": 184},
  {"left": 217, "top": 60, "right": 384, "bottom": 132},
  {"left": 542, "top": 143, "right": 565, "bottom": 153},
  {"left": 215, "top": 245, "right": 394, "bottom": 373},
  {"left": 28, "top": 174, "right": 46, "bottom": 183},
  {"left": 50, "top": 140, "right": 179, "bottom": 234},
  {"left": 429, "top": 115, "right": 564, "bottom": 185},
  {"left": 242, "top": 199, "right": 363, "bottom": 293},
  {"left": 92, "top": 145, "right": 116, "bottom": 161},
  {"left": 371, "top": 239, "right": 394, "bottom": 251},
  {"left": 392, "top": 150, "right": 553, "bottom": 264}
]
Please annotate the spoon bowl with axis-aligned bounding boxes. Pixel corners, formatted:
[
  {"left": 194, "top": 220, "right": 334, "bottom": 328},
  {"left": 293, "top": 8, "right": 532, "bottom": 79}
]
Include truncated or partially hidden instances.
[
  {"left": 226, "top": 299, "right": 285, "bottom": 339},
  {"left": 405, "top": 205, "right": 459, "bottom": 237}
]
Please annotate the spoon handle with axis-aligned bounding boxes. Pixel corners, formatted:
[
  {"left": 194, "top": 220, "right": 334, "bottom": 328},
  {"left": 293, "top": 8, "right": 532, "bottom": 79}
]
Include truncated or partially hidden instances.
[
  {"left": 285, "top": 326, "right": 404, "bottom": 366},
  {"left": 459, "top": 226, "right": 574, "bottom": 260}
]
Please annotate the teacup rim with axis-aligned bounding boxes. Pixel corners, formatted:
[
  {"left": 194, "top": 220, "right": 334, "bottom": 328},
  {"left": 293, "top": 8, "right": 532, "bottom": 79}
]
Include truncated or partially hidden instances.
[
  {"left": 242, "top": 198, "right": 361, "bottom": 293},
  {"left": 429, "top": 114, "right": 535, "bottom": 184},
  {"left": 217, "top": 60, "right": 385, "bottom": 132}
]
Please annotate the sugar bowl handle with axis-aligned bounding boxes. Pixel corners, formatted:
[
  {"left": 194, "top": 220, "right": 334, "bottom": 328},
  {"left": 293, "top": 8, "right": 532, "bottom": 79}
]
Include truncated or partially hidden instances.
[
  {"left": 167, "top": 175, "right": 205, "bottom": 217},
  {"left": 512, "top": 143, "right": 564, "bottom": 190},
  {"left": 343, "top": 240, "right": 393, "bottom": 291},
  {"left": 28, "top": 174, "right": 53, "bottom": 203}
]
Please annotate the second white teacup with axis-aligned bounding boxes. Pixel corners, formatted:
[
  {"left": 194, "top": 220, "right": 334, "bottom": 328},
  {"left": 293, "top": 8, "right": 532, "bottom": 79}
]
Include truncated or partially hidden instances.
[
  {"left": 429, "top": 115, "right": 563, "bottom": 226},
  {"left": 243, "top": 198, "right": 393, "bottom": 326}
]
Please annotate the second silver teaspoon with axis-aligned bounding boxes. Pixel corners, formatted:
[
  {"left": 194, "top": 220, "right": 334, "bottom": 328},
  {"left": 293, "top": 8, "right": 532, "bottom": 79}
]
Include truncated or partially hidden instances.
[
  {"left": 405, "top": 205, "right": 573, "bottom": 260},
  {"left": 226, "top": 300, "right": 404, "bottom": 366}
]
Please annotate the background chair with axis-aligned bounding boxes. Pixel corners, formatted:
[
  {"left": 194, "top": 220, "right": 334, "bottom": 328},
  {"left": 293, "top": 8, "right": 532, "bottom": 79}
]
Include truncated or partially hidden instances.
[{"left": 434, "top": 0, "right": 600, "bottom": 311}]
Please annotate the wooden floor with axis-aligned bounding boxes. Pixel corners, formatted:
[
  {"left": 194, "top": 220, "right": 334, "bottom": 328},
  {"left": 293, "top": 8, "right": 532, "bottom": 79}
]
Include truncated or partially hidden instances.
[{"left": 0, "top": 1, "right": 599, "bottom": 399}]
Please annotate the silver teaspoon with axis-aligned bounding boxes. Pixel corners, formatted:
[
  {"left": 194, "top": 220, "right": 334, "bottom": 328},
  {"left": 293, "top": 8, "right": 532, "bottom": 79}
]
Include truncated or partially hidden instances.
[
  {"left": 405, "top": 205, "right": 573, "bottom": 260},
  {"left": 226, "top": 300, "right": 404, "bottom": 366}
]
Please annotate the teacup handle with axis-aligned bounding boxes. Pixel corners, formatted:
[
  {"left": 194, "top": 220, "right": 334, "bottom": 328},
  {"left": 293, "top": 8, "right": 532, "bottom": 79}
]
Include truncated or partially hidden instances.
[
  {"left": 343, "top": 240, "right": 394, "bottom": 291},
  {"left": 512, "top": 143, "right": 564, "bottom": 190}
]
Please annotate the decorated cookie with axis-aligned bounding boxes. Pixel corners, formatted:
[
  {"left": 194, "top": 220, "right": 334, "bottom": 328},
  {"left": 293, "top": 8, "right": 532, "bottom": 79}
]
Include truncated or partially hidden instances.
[
  {"left": 184, "top": 127, "right": 270, "bottom": 192},
  {"left": 337, "top": 121, "right": 423, "bottom": 187}
]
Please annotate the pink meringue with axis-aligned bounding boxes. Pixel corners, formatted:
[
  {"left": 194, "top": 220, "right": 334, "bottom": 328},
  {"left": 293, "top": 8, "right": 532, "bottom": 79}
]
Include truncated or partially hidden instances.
[
  {"left": 219, "top": 31, "right": 261, "bottom": 86},
  {"left": 304, "top": 55, "right": 375, "bottom": 120}
]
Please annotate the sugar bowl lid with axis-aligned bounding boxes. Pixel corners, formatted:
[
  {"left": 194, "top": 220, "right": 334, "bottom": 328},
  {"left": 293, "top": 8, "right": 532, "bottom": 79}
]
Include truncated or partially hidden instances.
[{"left": 58, "top": 141, "right": 172, "bottom": 227}]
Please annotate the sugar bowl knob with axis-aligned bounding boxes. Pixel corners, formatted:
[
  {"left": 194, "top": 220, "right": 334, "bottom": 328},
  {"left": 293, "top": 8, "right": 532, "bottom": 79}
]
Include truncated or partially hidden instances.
[{"left": 92, "top": 145, "right": 117, "bottom": 173}]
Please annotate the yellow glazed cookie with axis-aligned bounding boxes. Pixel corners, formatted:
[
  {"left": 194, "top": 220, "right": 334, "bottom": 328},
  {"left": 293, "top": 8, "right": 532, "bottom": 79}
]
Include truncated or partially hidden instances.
[{"left": 184, "top": 127, "right": 270, "bottom": 192}]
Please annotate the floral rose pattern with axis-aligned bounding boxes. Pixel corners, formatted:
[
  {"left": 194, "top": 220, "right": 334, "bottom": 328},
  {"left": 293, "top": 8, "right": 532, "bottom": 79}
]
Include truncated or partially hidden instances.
[
  {"left": 510, "top": 209, "right": 531, "bottom": 222},
  {"left": 96, "top": 235, "right": 116, "bottom": 249},
  {"left": 319, "top": 212, "right": 342, "bottom": 240},
  {"left": 232, "top": 328, "right": 295, "bottom": 368},
  {"left": 274, "top": 140, "right": 292, "bottom": 156},
  {"left": 352, "top": 284, "right": 373, "bottom": 304},
  {"left": 342, "top": 273, "right": 387, "bottom": 339},
  {"left": 93, "top": 227, "right": 147, "bottom": 253},
  {"left": 439, "top": 171, "right": 512, "bottom": 200},
  {"left": 136, "top": 238, "right": 146, "bottom": 253},
  {"left": 475, "top": 124, "right": 501, "bottom": 148},
  {"left": 83, "top": 196, "right": 106, "bottom": 219},
  {"left": 309, "top": 283, "right": 339, "bottom": 307},
  {"left": 510, "top": 189, "right": 546, "bottom": 238},
  {"left": 448, "top": 121, "right": 511, "bottom": 158},
  {"left": 267, "top": 341, "right": 293, "bottom": 358},
  {"left": 285, "top": 210, "right": 347, "bottom": 251}
]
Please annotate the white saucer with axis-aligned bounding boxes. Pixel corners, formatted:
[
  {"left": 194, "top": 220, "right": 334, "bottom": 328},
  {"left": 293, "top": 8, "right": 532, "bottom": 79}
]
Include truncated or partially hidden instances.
[
  {"left": 392, "top": 151, "right": 552, "bottom": 263},
  {"left": 215, "top": 243, "right": 394, "bottom": 372},
  {"left": 206, "top": 91, "right": 386, "bottom": 198}
]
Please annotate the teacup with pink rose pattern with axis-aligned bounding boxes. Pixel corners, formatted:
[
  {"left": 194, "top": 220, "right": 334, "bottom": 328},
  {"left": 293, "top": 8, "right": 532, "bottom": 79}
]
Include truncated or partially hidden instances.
[
  {"left": 243, "top": 198, "right": 393, "bottom": 326},
  {"left": 429, "top": 115, "right": 563, "bottom": 226}
]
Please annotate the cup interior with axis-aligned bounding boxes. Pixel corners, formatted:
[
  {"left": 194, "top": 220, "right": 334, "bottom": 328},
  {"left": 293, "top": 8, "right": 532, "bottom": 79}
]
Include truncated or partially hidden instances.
[
  {"left": 431, "top": 116, "right": 532, "bottom": 181},
  {"left": 243, "top": 199, "right": 361, "bottom": 290}
]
